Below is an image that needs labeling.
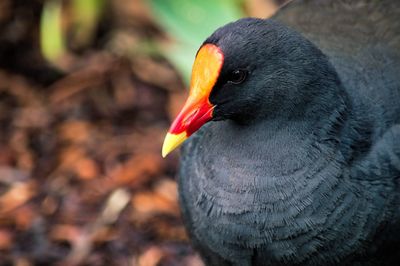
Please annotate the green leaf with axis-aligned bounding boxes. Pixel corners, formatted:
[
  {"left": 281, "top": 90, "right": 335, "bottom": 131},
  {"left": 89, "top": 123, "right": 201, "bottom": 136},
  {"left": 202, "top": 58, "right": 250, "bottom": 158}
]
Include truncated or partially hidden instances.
[
  {"left": 40, "top": 0, "right": 66, "bottom": 62},
  {"left": 149, "top": 0, "right": 244, "bottom": 83},
  {"left": 166, "top": 43, "right": 196, "bottom": 82},
  {"left": 71, "top": 0, "right": 105, "bottom": 48}
]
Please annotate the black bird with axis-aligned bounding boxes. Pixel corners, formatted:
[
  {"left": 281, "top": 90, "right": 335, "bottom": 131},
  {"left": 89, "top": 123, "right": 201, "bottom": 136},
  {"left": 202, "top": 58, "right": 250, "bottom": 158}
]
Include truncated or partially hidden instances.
[{"left": 162, "top": 0, "right": 400, "bottom": 265}]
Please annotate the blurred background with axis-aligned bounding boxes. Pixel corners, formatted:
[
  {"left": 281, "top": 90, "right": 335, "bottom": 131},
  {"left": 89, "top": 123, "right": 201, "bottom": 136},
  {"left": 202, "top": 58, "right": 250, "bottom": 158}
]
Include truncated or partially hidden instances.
[{"left": 0, "top": 0, "right": 288, "bottom": 265}]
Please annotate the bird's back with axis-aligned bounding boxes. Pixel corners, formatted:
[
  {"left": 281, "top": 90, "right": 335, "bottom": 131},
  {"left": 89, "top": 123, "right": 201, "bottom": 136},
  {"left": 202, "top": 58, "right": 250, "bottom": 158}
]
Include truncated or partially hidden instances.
[{"left": 274, "top": 0, "right": 400, "bottom": 125}]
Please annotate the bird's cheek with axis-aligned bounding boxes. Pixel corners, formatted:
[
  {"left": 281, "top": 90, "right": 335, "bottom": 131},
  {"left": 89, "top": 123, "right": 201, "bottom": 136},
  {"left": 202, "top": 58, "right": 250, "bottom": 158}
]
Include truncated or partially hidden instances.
[{"left": 209, "top": 105, "right": 227, "bottom": 121}]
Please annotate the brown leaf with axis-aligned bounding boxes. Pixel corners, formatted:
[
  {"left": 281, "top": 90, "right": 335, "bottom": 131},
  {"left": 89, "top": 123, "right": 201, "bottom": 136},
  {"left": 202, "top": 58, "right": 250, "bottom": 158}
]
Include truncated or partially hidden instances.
[
  {"left": 137, "top": 246, "right": 164, "bottom": 266},
  {"left": 58, "top": 121, "right": 93, "bottom": 144},
  {"left": 91, "top": 153, "right": 164, "bottom": 195},
  {"left": 132, "top": 57, "right": 183, "bottom": 92},
  {"left": 13, "top": 204, "right": 37, "bottom": 230},
  {"left": 0, "top": 181, "right": 35, "bottom": 215},
  {"left": 0, "top": 229, "right": 13, "bottom": 250},
  {"left": 49, "top": 54, "right": 116, "bottom": 103},
  {"left": 74, "top": 158, "right": 99, "bottom": 180},
  {"left": 131, "top": 190, "right": 178, "bottom": 217},
  {"left": 41, "top": 196, "right": 59, "bottom": 215},
  {"left": 50, "top": 224, "right": 82, "bottom": 243},
  {"left": 245, "top": 0, "right": 279, "bottom": 18}
]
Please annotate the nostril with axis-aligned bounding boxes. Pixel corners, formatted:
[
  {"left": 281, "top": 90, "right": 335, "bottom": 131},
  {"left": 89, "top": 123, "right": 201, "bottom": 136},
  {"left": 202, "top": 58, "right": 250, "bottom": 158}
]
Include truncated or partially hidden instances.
[{"left": 183, "top": 109, "right": 199, "bottom": 126}]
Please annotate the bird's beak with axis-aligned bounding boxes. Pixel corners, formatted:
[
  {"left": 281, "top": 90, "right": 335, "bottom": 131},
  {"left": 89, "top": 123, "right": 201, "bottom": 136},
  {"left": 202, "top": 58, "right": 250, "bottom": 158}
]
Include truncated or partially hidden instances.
[{"left": 162, "top": 44, "right": 224, "bottom": 157}]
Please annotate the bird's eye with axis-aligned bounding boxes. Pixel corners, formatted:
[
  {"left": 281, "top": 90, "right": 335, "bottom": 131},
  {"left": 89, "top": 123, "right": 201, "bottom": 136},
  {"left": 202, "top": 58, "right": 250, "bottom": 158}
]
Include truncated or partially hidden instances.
[{"left": 227, "top": 69, "right": 247, "bottom": 84}]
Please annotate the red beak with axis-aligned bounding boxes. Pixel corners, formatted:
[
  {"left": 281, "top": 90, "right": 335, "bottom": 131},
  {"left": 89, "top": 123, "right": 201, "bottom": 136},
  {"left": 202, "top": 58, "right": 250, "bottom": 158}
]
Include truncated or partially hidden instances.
[{"left": 162, "top": 44, "right": 224, "bottom": 157}]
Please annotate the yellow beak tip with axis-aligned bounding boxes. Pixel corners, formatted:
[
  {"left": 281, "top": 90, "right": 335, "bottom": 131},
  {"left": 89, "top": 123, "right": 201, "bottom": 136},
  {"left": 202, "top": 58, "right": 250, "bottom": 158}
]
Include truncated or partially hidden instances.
[
  {"left": 161, "top": 147, "right": 169, "bottom": 158},
  {"left": 161, "top": 132, "right": 188, "bottom": 158}
]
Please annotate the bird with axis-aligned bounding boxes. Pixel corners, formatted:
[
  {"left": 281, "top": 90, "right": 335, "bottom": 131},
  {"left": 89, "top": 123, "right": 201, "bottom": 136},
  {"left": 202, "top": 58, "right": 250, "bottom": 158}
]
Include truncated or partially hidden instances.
[{"left": 161, "top": 0, "right": 400, "bottom": 265}]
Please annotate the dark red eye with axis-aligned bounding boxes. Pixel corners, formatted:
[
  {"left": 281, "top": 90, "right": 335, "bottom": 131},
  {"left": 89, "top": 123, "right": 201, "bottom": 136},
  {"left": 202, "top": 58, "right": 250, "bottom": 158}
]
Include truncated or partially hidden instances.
[{"left": 228, "top": 69, "right": 247, "bottom": 84}]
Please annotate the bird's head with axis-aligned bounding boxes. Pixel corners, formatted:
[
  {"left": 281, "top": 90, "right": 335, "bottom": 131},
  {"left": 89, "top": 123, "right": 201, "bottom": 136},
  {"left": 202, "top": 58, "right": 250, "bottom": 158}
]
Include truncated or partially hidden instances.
[{"left": 162, "top": 18, "right": 339, "bottom": 157}]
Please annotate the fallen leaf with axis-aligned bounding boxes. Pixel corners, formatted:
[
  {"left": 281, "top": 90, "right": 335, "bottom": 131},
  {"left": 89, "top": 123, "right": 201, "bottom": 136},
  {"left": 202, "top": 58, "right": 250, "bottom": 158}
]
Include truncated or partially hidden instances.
[
  {"left": 137, "top": 246, "right": 164, "bottom": 266},
  {"left": 0, "top": 229, "right": 13, "bottom": 250},
  {"left": 0, "top": 181, "right": 35, "bottom": 214}
]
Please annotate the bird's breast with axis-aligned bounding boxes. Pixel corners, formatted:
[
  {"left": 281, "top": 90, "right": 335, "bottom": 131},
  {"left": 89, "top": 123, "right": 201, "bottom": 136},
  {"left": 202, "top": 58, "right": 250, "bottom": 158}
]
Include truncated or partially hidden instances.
[{"left": 178, "top": 121, "right": 379, "bottom": 264}]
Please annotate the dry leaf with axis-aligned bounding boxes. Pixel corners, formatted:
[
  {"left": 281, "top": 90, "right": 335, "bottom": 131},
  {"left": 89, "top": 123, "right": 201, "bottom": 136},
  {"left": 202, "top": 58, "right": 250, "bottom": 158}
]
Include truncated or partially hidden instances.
[{"left": 0, "top": 181, "right": 35, "bottom": 214}]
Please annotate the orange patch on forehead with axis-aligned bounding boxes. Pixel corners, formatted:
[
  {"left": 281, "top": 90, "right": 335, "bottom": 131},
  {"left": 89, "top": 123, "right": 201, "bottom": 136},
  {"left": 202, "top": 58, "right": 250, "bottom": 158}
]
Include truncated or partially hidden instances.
[{"left": 189, "top": 43, "right": 224, "bottom": 101}]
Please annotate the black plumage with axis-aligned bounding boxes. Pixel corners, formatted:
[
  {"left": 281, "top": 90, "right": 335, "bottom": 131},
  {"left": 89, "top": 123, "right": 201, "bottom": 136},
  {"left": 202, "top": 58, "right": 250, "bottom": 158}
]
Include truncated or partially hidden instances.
[{"left": 178, "top": 1, "right": 400, "bottom": 265}]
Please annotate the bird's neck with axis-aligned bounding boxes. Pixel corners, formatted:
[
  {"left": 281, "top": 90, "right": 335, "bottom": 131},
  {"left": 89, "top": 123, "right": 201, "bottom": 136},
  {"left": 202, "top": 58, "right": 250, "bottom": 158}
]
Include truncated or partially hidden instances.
[
  {"left": 237, "top": 63, "right": 374, "bottom": 164},
  {"left": 195, "top": 83, "right": 368, "bottom": 217},
  {"left": 238, "top": 84, "right": 351, "bottom": 154},
  {"left": 196, "top": 65, "right": 375, "bottom": 212}
]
